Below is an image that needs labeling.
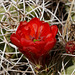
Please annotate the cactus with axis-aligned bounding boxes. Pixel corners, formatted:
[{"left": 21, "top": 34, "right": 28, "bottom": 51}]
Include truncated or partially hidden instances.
[{"left": 0, "top": 0, "right": 75, "bottom": 75}]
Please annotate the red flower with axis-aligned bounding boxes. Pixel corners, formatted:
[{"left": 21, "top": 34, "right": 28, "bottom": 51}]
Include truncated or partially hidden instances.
[
  {"left": 10, "top": 17, "right": 58, "bottom": 65},
  {"left": 65, "top": 41, "right": 75, "bottom": 54}
]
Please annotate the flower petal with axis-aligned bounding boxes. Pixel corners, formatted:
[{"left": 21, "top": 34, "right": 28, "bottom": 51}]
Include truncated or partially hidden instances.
[
  {"left": 28, "top": 17, "right": 41, "bottom": 38},
  {"left": 50, "top": 25, "right": 58, "bottom": 37},
  {"left": 35, "top": 41, "right": 46, "bottom": 53},
  {"left": 17, "top": 21, "right": 27, "bottom": 30},
  {"left": 45, "top": 33, "right": 53, "bottom": 42},
  {"left": 19, "top": 47, "right": 36, "bottom": 63},
  {"left": 20, "top": 38, "right": 34, "bottom": 46},
  {"left": 23, "top": 46, "right": 38, "bottom": 55},
  {"left": 44, "top": 38, "right": 56, "bottom": 52},
  {"left": 10, "top": 33, "right": 21, "bottom": 47},
  {"left": 21, "top": 25, "right": 31, "bottom": 40},
  {"left": 16, "top": 23, "right": 30, "bottom": 40},
  {"left": 39, "top": 22, "right": 51, "bottom": 40}
]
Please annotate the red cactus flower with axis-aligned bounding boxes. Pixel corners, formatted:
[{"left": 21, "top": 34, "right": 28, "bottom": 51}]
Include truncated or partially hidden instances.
[
  {"left": 65, "top": 41, "right": 75, "bottom": 54},
  {"left": 10, "top": 17, "right": 58, "bottom": 65}
]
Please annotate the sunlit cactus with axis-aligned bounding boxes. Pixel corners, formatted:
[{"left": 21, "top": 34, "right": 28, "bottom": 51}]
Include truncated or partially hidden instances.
[{"left": 0, "top": 0, "right": 75, "bottom": 75}]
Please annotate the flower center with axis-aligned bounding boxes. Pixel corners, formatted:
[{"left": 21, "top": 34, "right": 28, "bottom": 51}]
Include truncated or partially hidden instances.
[{"left": 33, "top": 39, "right": 39, "bottom": 42}]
